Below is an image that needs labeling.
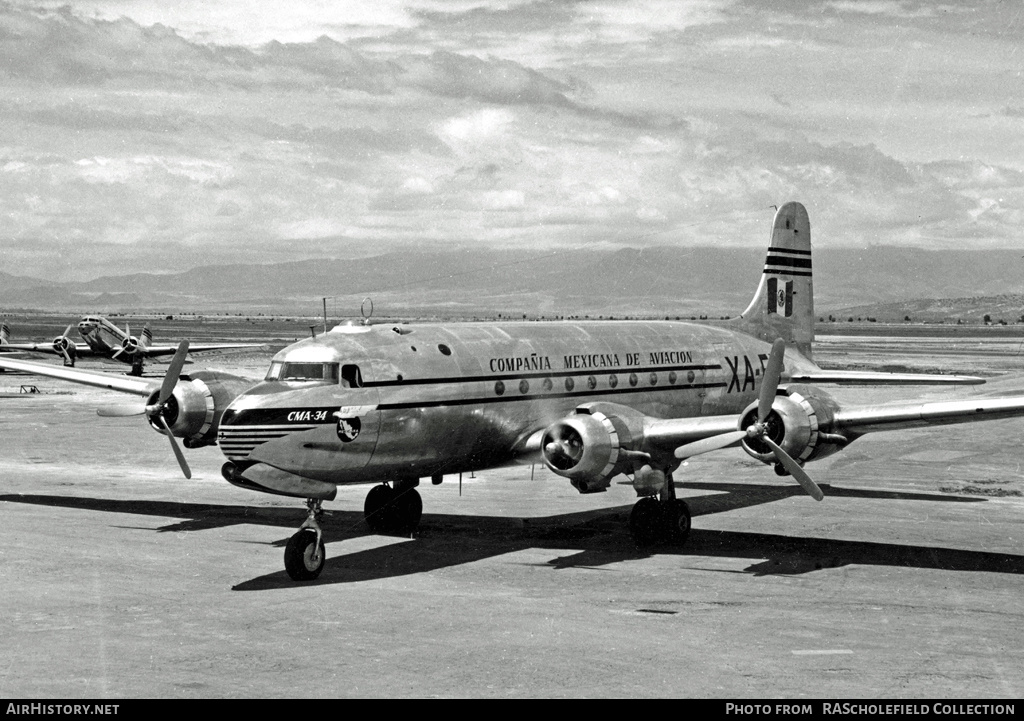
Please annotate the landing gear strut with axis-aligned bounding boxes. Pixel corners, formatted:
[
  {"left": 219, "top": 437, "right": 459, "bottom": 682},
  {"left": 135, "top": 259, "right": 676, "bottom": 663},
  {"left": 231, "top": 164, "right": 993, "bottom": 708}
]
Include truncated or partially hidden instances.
[
  {"left": 284, "top": 498, "right": 326, "bottom": 581},
  {"left": 364, "top": 480, "right": 422, "bottom": 536},
  {"left": 628, "top": 473, "right": 691, "bottom": 548}
]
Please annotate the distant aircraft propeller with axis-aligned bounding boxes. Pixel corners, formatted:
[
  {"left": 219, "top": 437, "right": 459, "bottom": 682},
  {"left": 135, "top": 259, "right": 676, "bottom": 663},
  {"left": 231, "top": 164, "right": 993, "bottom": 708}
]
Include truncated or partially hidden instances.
[
  {"left": 673, "top": 338, "right": 824, "bottom": 501},
  {"left": 51, "top": 325, "right": 76, "bottom": 365},
  {"left": 98, "top": 340, "right": 192, "bottom": 479}
]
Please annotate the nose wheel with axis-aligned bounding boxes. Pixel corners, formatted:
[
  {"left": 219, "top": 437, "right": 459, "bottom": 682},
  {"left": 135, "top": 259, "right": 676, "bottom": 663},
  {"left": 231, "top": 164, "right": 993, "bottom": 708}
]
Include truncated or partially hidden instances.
[{"left": 284, "top": 499, "right": 327, "bottom": 581}]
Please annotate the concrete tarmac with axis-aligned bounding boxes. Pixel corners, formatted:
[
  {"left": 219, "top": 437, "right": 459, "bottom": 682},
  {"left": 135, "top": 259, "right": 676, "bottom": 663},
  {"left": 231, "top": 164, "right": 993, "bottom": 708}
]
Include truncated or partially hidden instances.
[{"left": 1, "top": 350, "right": 1023, "bottom": 698}]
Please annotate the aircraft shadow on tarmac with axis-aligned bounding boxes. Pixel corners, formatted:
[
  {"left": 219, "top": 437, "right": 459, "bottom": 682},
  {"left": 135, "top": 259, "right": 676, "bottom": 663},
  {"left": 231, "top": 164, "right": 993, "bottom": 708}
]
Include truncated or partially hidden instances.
[{"left": 1, "top": 481, "right": 1017, "bottom": 591}]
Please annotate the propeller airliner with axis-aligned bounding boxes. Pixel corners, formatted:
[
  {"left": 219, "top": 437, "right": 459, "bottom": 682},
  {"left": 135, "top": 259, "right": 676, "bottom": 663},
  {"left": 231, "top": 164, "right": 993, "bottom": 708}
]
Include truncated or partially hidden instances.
[
  {"left": 0, "top": 315, "right": 263, "bottom": 375},
  {"left": 3, "top": 202, "right": 1023, "bottom": 582}
]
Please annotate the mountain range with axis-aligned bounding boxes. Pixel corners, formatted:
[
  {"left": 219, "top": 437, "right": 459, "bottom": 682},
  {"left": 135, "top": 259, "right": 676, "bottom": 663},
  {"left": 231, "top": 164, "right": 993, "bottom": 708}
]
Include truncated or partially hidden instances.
[{"left": 2, "top": 246, "right": 1022, "bottom": 321}]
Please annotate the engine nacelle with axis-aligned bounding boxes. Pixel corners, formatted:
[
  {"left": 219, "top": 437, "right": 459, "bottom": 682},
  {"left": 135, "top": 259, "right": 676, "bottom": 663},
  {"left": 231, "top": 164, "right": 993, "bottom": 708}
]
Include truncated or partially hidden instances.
[
  {"left": 739, "top": 386, "right": 845, "bottom": 466},
  {"left": 541, "top": 406, "right": 639, "bottom": 493},
  {"left": 121, "top": 336, "right": 141, "bottom": 355},
  {"left": 146, "top": 371, "right": 251, "bottom": 448},
  {"left": 51, "top": 335, "right": 76, "bottom": 364}
]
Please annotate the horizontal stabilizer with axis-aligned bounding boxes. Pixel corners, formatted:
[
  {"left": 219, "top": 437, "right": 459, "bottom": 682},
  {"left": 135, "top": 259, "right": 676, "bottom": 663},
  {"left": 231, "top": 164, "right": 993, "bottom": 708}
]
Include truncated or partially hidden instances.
[{"left": 784, "top": 369, "right": 984, "bottom": 386}]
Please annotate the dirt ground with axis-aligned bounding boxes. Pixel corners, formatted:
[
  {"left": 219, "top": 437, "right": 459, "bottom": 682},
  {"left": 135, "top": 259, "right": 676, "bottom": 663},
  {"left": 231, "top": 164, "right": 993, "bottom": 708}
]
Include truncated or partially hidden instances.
[{"left": 1, "top": 332, "right": 1022, "bottom": 698}]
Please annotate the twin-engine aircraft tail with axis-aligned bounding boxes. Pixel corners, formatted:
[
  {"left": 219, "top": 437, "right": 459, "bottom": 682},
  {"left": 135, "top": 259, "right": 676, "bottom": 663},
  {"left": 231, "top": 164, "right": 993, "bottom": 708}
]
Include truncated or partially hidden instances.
[
  {"left": 0, "top": 322, "right": 9, "bottom": 345},
  {"left": 726, "top": 201, "right": 815, "bottom": 360}
]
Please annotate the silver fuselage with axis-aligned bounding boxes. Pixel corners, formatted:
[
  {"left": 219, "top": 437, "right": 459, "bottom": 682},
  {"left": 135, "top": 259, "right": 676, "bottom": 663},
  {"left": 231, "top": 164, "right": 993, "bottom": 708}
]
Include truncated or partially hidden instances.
[{"left": 218, "top": 321, "right": 772, "bottom": 485}]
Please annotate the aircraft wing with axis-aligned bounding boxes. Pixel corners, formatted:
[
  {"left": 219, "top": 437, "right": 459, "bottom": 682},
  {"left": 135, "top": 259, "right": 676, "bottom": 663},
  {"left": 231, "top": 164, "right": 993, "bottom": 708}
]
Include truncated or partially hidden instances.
[
  {"left": 831, "top": 395, "right": 1024, "bottom": 435},
  {"left": 0, "top": 342, "right": 98, "bottom": 357},
  {"left": 0, "top": 355, "right": 158, "bottom": 396},
  {"left": 143, "top": 343, "right": 267, "bottom": 358}
]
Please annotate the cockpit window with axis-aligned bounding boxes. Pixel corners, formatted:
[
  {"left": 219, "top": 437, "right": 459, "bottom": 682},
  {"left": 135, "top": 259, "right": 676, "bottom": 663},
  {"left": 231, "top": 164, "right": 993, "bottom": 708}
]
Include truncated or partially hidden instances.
[{"left": 265, "top": 361, "right": 340, "bottom": 383}]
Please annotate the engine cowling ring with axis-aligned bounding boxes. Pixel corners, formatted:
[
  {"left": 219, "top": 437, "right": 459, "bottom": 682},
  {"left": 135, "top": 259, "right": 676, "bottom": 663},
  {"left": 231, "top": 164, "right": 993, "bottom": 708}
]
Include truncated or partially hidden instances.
[
  {"left": 541, "top": 411, "right": 625, "bottom": 493},
  {"left": 146, "top": 378, "right": 216, "bottom": 444},
  {"left": 739, "top": 391, "right": 819, "bottom": 465}
]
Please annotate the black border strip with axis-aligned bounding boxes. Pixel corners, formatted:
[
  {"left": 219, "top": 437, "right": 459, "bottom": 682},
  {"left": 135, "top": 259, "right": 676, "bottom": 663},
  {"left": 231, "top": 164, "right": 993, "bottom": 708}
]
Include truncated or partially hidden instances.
[
  {"left": 764, "top": 256, "right": 812, "bottom": 269},
  {"left": 762, "top": 269, "right": 812, "bottom": 277},
  {"left": 377, "top": 381, "right": 727, "bottom": 411},
  {"left": 366, "top": 363, "right": 721, "bottom": 387},
  {"left": 766, "top": 247, "right": 812, "bottom": 255}
]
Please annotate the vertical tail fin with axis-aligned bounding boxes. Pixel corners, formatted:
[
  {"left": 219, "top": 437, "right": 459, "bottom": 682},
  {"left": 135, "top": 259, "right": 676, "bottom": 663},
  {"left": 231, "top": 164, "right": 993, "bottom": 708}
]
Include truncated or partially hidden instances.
[
  {"left": 726, "top": 202, "right": 814, "bottom": 359},
  {"left": 141, "top": 326, "right": 152, "bottom": 352},
  {"left": 0, "top": 322, "right": 9, "bottom": 345}
]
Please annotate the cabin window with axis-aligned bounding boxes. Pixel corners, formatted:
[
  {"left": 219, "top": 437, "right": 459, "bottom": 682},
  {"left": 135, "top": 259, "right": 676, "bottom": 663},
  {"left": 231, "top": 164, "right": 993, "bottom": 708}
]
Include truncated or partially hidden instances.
[
  {"left": 341, "top": 364, "right": 364, "bottom": 388},
  {"left": 265, "top": 361, "right": 340, "bottom": 383}
]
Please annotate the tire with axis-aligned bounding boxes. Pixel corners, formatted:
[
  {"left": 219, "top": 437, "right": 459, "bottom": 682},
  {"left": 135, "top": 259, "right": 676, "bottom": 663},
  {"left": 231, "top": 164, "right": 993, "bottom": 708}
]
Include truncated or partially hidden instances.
[
  {"left": 391, "top": 488, "right": 423, "bottom": 536},
  {"left": 665, "top": 499, "right": 691, "bottom": 546},
  {"left": 284, "top": 529, "right": 326, "bottom": 582},
  {"left": 364, "top": 484, "right": 395, "bottom": 533},
  {"left": 629, "top": 497, "right": 663, "bottom": 548}
]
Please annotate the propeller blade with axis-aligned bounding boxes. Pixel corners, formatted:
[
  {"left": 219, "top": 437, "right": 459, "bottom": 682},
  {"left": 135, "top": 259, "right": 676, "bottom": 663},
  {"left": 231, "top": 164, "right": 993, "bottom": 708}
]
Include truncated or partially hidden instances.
[
  {"left": 62, "top": 324, "right": 75, "bottom": 339},
  {"left": 758, "top": 338, "right": 787, "bottom": 423},
  {"left": 157, "top": 340, "right": 190, "bottom": 406},
  {"left": 673, "top": 430, "right": 747, "bottom": 459},
  {"left": 156, "top": 414, "right": 192, "bottom": 479},
  {"left": 111, "top": 347, "right": 124, "bottom": 359},
  {"left": 97, "top": 403, "right": 148, "bottom": 417},
  {"left": 762, "top": 437, "right": 824, "bottom": 501}
]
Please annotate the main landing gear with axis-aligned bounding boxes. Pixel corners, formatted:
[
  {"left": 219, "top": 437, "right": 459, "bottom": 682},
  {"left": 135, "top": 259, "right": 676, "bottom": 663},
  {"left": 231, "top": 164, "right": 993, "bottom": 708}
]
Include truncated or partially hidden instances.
[
  {"left": 628, "top": 473, "right": 691, "bottom": 549},
  {"left": 363, "top": 480, "right": 423, "bottom": 536},
  {"left": 284, "top": 498, "right": 327, "bottom": 581}
]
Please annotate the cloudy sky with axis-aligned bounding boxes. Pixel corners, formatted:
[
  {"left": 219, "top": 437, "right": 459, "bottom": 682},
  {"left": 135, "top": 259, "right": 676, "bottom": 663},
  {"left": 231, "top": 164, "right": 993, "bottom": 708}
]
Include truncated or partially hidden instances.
[{"left": 2, "top": 0, "right": 1022, "bottom": 281}]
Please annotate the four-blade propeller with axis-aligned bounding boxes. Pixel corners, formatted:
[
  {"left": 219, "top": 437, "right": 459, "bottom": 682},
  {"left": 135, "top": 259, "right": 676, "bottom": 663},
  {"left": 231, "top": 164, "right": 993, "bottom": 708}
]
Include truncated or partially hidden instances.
[
  {"left": 97, "top": 340, "right": 192, "bottom": 479},
  {"left": 672, "top": 338, "right": 824, "bottom": 501}
]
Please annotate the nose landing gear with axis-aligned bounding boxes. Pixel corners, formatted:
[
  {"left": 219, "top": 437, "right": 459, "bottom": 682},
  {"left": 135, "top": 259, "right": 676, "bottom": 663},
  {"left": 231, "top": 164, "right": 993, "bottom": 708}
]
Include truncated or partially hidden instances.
[{"left": 284, "top": 499, "right": 327, "bottom": 581}]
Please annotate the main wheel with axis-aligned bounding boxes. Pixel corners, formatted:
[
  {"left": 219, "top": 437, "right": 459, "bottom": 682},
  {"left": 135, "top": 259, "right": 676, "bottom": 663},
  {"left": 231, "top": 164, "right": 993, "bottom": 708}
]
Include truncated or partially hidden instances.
[
  {"left": 665, "top": 499, "right": 691, "bottom": 546},
  {"left": 364, "top": 484, "right": 395, "bottom": 533},
  {"left": 629, "top": 497, "right": 663, "bottom": 548},
  {"left": 391, "top": 488, "right": 423, "bottom": 536},
  {"left": 284, "top": 529, "right": 326, "bottom": 581}
]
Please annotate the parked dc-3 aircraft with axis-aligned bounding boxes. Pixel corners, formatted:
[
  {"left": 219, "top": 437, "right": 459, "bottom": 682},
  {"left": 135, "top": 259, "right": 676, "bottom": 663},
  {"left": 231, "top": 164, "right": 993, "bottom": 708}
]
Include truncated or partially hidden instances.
[
  {"left": 3, "top": 201, "right": 1024, "bottom": 582},
  {"left": 0, "top": 315, "right": 263, "bottom": 375}
]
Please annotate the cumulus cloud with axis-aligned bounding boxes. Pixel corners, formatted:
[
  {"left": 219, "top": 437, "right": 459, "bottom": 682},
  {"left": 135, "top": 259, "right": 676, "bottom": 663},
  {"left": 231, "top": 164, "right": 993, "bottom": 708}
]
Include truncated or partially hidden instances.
[{"left": 2, "top": 0, "right": 1023, "bottom": 282}]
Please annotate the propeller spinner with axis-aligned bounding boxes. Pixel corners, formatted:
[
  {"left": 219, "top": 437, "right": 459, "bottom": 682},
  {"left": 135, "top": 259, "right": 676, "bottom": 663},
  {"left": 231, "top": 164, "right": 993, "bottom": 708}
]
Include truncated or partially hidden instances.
[
  {"left": 97, "top": 340, "right": 192, "bottom": 479},
  {"left": 673, "top": 338, "right": 824, "bottom": 501}
]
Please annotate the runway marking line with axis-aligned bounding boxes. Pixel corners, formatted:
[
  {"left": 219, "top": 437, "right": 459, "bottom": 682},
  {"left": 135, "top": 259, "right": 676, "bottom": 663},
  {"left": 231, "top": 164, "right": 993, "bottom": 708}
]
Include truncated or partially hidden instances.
[{"left": 791, "top": 649, "right": 854, "bottom": 655}]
